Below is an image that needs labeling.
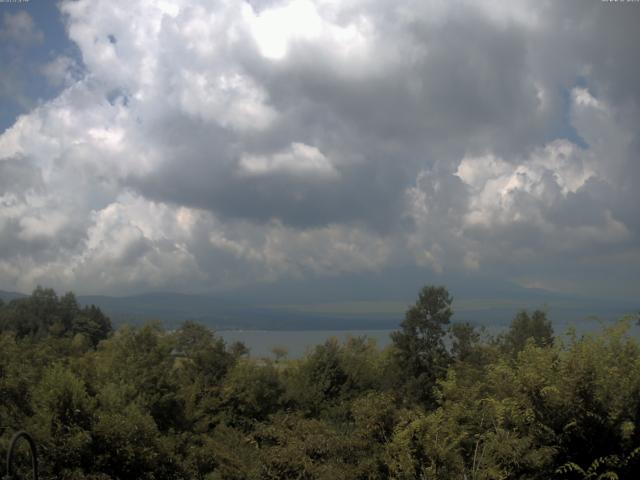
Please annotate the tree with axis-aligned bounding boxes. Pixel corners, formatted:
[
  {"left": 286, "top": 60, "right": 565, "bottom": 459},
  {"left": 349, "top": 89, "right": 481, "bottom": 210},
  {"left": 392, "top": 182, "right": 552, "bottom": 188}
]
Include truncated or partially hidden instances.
[
  {"left": 253, "top": 412, "right": 352, "bottom": 479},
  {"left": 385, "top": 408, "right": 466, "bottom": 479},
  {"left": 501, "top": 309, "right": 554, "bottom": 357},
  {"left": 219, "top": 360, "right": 284, "bottom": 430},
  {"left": 271, "top": 346, "right": 288, "bottom": 363},
  {"left": 30, "top": 364, "right": 95, "bottom": 477},
  {"left": 72, "top": 305, "right": 112, "bottom": 346},
  {"left": 391, "top": 285, "right": 453, "bottom": 406},
  {"left": 287, "top": 338, "right": 348, "bottom": 415},
  {"left": 228, "top": 340, "right": 249, "bottom": 359},
  {"left": 450, "top": 322, "right": 481, "bottom": 363},
  {"left": 0, "top": 288, "right": 111, "bottom": 344},
  {"left": 173, "top": 320, "right": 234, "bottom": 386}
]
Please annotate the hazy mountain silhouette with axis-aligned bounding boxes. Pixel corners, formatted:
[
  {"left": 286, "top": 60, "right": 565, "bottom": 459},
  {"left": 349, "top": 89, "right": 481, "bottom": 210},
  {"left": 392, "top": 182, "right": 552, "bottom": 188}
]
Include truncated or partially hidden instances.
[{"left": 2, "top": 270, "right": 636, "bottom": 331}]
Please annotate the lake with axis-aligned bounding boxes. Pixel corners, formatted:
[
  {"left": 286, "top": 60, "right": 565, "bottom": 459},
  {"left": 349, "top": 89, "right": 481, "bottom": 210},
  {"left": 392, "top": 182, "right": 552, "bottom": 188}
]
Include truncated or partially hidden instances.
[
  {"left": 218, "top": 329, "right": 395, "bottom": 358},
  {"left": 217, "top": 317, "right": 640, "bottom": 358}
]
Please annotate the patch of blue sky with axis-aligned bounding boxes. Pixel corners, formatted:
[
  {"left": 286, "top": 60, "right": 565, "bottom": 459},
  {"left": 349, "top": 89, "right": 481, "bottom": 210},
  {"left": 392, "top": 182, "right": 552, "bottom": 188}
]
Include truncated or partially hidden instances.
[
  {"left": 0, "top": 0, "right": 84, "bottom": 133},
  {"left": 555, "top": 80, "right": 589, "bottom": 150}
]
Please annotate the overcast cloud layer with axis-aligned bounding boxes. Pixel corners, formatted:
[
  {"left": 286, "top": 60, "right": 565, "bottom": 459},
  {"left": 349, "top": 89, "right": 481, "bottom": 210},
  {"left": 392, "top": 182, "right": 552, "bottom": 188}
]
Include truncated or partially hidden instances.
[{"left": 0, "top": 0, "right": 639, "bottom": 299}]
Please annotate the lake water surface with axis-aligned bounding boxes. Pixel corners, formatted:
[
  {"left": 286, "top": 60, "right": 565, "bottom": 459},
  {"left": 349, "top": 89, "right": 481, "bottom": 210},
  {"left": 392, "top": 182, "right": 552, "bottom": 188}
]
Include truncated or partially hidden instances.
[
  {"left": 218, "top": 317, "right": 640, "bottom": 358},
  {"left": 218, "top": 329, "right": 394, "bottom": 358}
]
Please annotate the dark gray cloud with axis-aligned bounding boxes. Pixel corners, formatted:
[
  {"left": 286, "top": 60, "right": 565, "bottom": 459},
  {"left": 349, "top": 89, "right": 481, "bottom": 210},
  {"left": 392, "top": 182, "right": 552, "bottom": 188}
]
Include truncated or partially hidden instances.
[{"left": 126, "top": 3, "right": 554, "bottom": 229}]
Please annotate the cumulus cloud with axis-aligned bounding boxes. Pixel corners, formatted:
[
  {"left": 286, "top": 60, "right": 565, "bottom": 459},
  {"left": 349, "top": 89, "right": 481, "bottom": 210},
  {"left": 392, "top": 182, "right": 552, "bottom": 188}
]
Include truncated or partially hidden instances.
[
  {"left": 41, "top": 56, "right": 83, "bottom": 88},
  {"left": 0, "top": 0, "right": 638, "bottom": 299}
]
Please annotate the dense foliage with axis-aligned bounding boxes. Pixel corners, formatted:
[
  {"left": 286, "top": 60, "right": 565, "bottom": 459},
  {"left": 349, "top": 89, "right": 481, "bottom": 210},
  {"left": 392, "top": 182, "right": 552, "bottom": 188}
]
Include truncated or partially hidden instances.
[{"left": 1, "top": 286, "right": 639, "bottom": 479}]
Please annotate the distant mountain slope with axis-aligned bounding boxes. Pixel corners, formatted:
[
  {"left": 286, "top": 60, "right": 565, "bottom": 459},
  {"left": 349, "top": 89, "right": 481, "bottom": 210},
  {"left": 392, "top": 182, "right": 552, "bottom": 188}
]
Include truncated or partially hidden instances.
[
  {"left": 76, "top": 292, "right": 400, "bottom": 330},
  {"left": 3, "top": 278, "right": 636, "bottom": 331},
  {"left": 75, "top": 291, "right": 636, "bottom": 331},
  {"left": 0, "top": 290, "right": 27, "bottom": 302}
]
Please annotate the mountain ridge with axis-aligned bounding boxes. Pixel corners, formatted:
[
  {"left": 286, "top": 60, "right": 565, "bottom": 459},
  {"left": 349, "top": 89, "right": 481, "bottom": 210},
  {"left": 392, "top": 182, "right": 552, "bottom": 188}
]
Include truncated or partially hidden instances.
[{"left": 2, "top": 282, "right": 636, "bottom": 331}]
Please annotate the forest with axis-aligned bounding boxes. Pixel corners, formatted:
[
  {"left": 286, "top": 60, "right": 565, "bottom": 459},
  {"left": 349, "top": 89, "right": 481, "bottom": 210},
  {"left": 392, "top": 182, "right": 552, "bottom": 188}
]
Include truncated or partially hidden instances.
[{"left": 1, "top": 286, "right": 639, "bottom": 479}]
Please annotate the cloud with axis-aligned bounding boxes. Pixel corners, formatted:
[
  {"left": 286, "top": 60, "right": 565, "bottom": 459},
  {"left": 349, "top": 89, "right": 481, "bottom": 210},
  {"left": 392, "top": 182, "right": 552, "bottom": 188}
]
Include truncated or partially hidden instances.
[
  {"left": 0, "top": 11, "right": 43, "bottom": 47},
  {"left": 41, "top": 56, "right": 82, "bottom": 88},
  {"left": 401, "top": 80, "right": 639, "bottom": 297},
  {"left": 0, "top": 0, "right": 638, "bottom": 299},
  {"left": 238, "top": 142, "right": 338, "bottom": 178}
]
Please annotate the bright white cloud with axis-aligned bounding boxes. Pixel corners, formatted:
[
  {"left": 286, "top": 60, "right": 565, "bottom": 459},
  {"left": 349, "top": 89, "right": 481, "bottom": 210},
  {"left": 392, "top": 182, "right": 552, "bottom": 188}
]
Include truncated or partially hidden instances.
[
  {"left": 245, "top": 0, "right": 370, "bottom": 61},
  {"left": 41, "top": 55, "right": 82, "bottom": 87},
  {"left": 239, "top": 142, "right": 338, "bottom": 178}
]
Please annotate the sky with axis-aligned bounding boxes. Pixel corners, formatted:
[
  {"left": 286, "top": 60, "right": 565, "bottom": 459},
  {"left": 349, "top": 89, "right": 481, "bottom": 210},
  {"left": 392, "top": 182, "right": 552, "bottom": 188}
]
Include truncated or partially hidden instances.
[{"left": 0, "top": 0, "right": 639, "bottom": 303}]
